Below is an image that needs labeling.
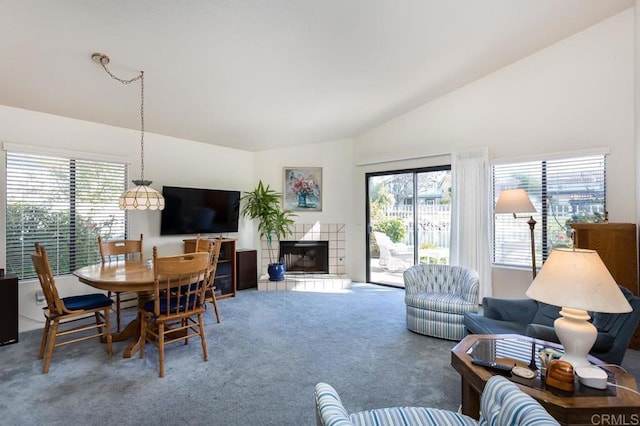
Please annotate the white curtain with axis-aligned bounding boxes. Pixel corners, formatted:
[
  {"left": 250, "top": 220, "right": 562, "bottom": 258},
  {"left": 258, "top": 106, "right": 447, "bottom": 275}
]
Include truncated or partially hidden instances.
[{"left": 450, "top": 148, "right": 492, "bottom": 302}]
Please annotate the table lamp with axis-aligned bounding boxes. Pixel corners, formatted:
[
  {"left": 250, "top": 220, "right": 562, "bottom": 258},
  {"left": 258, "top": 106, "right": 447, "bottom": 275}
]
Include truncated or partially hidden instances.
[
  {"left": 495, "top": 188, "right": 537, "bottom": 278},
  {"left": 525, "top": 247, "right": 632, "bottom": 369}
]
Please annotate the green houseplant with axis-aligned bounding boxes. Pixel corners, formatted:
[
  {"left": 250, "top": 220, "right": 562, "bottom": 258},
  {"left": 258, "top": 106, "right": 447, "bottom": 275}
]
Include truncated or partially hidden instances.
[{"left": 240, "top": 180, "right": 297, "bottom": 281}]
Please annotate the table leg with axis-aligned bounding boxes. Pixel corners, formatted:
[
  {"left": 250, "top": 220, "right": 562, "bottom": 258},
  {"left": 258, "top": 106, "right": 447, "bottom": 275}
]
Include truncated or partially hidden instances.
[
  {"left": 460, "top": 376, "right": 481, "bottom": 419},
  {"left": 120, "top": 291, "right": 152, "bottom": 358}
]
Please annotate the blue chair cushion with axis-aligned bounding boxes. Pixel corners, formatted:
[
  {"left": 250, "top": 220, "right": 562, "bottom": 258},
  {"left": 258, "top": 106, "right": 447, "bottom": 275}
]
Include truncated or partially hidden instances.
[
  {"left": 62, "top": 293, "right": 113, "bottom": 311},
  {"left": 143, "top": 294, "right": 201, "bottom": 314}
]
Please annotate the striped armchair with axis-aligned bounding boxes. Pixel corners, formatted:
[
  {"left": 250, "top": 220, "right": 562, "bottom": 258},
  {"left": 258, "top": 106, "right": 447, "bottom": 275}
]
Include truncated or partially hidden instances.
[
  {"left": 404, "top": 264, "right": 479, "bottom": 340},
  {"left": 315, "top": 375, "right": 559, "bottom": 426}
]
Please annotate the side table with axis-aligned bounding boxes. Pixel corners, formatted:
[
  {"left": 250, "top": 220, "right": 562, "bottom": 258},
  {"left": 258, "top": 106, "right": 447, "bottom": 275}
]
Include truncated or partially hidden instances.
[{"left": 451, "top": 334, "right": 640, "bottom": 425}]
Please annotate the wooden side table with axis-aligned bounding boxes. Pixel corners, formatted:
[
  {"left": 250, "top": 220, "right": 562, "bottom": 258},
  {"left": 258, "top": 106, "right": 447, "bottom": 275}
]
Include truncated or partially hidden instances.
[{"left": 451, "top": 334, "right": 640, "bottom": 425}]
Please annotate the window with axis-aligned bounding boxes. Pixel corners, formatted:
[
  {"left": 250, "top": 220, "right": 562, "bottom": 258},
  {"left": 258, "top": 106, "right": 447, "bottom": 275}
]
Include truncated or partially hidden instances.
[
  {"left": 6, "top": 151, "right": 127, "bottom": 279},
  {"left": 492, "top": 155, "right": 606, "bottom": 269}
]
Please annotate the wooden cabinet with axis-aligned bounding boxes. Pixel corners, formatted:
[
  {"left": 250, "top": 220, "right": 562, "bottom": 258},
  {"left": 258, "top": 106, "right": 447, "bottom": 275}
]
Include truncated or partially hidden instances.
[
  {"left": 0, "top": 274, "right": 19, "bottom": 346},
  {"left": 184, "top": 238, "right": 236, "bottom": 299},
  {"left": 236, "top": 249, "right": 257, "bottom": 290},
  {"left": 570, "top": 223, "right": 639, "bottom": 349}
]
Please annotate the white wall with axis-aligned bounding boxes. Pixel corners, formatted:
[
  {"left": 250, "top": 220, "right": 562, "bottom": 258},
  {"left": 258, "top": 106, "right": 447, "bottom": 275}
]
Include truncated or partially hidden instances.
[
  {"left": 0, "top": 105, "right": 255, "bottom": 332},
  {"left": 251, "top": 138, "right": 358, "bottom": 277},
  {"left": 352, "top": 9, "right": 635, "bottom": 293}
]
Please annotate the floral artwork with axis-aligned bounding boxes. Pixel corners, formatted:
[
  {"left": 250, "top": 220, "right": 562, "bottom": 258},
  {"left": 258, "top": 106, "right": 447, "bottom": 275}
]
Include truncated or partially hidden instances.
[{"left": 283, "top": 167, "right": 322, "bottom": 211}]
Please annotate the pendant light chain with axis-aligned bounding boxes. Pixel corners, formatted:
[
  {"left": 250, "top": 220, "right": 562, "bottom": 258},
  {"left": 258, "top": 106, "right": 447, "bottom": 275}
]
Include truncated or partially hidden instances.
[
  {"left": 97, "top": 60, "right": 146, "bottom": 183},
  {"left": 92, "top": 52, "right": 164, "bottom": 210}
]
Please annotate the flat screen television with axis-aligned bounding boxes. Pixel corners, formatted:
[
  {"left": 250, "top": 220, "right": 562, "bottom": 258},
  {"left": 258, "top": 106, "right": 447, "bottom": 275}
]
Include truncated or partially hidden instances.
[{"left": 160, "top": 186, "right": 241, "bottom": 235}]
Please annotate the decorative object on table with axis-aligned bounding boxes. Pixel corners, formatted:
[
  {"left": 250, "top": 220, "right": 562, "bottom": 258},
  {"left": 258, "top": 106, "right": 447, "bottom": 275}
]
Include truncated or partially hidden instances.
[
  {"left": 545, "top": 359, "right": 575, "bottom": 392},
  {"left": 494, "top": 188, "right": 537, "bottom": 278},
  {"left": 283, "top": 167, "right": 322, "bottom": 211},
  {"left": 240, "top": 180, "right": 297, "bottom": 281},
  {"left": 526, "top": 248, "right": 632, "bottom": 375},
  {"left": 91, "top": 52, "right": 165, "bottom": 211}
]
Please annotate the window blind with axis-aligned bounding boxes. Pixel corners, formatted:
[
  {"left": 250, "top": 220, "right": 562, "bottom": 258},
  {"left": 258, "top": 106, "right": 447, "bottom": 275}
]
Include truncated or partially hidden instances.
[
  {"left": 6, "top": 152, "right": 128, "bottom": 279},
  {"left": 492, "top": 155, "right": 606, "bottom": 269}
]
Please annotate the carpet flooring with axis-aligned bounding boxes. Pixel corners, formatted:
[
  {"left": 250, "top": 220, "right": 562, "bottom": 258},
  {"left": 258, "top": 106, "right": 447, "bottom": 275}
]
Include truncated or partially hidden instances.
[{"left": 1, "top": 283, "right": 638, "bottom": 425}]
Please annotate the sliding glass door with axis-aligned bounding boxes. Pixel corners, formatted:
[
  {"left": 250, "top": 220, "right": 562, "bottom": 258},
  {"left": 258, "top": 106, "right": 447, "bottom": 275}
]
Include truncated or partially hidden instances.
[{"left": 366, "top": 166, "right": 451, "bottom": 287}]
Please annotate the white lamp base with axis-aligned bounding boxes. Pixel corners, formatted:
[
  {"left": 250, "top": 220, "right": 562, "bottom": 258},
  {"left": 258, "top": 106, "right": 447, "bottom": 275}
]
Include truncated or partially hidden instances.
[{"left": 554, "top": 307, "right": 596, "bottom": 369}]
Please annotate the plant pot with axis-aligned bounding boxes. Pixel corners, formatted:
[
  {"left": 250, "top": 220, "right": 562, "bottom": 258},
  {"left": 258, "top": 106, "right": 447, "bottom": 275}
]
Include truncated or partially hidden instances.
[{"left": 267, "top": 263, "right": 286, "bottom": 281}]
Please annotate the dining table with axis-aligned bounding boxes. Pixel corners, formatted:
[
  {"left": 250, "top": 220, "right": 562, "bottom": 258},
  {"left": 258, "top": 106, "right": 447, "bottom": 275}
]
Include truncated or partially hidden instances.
[{"left": 73, "top": 259, "right": 155, "bottom": 358}]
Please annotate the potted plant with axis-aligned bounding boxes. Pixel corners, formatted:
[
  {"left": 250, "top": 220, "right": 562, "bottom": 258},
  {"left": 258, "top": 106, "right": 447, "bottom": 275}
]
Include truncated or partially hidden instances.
[{"left": 241, "top": 180, "right": 297, "bottom": 281}]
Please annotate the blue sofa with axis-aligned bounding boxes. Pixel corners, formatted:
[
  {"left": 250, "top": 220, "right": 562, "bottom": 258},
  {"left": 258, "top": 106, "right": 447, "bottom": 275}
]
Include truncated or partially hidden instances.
[
  {"left": 463, "top": 286, "right": 640, "bottom": 365},
  {"left": 315, "top": 375, "right": 559, "bottom": 426}
]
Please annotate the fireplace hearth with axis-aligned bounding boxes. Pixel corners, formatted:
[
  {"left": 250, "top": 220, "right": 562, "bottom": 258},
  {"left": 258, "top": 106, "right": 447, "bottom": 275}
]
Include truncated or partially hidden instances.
[{"left": 279, "top": 240, "right": 329, "bottom": 273}]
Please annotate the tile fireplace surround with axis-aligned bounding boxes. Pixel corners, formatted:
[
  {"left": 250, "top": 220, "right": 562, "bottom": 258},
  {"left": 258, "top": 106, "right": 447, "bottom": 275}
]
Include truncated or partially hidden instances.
[{"left": 258, "top": 223, "right": 351, "bottom": 291}]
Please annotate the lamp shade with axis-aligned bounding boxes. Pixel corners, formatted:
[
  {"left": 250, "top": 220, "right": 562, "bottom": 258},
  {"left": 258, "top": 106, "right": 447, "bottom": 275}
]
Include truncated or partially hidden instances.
[
  {"left": 526, "top": 248, "right": 631, "bottom": 314},
  {"left": 495, "top": 189, "right": 536, "bottom": 214},
  {"left": 119, "top": 182, "right": 165, "bottom": 211}
]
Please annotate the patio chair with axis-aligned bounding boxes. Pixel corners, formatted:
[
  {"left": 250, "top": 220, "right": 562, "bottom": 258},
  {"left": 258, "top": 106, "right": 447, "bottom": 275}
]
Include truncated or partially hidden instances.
[{"left": 373, "top": 231, "right": 414, "bottom": 272}]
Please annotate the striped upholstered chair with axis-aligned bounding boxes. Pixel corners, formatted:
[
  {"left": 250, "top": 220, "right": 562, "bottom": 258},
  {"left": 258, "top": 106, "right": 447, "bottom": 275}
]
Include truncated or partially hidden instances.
[
  {"left": 315, "top": 375, "right": 559, "bottom": 426},
  {"left": 404, "top": 264, "right": 479, "bottom": 340}
]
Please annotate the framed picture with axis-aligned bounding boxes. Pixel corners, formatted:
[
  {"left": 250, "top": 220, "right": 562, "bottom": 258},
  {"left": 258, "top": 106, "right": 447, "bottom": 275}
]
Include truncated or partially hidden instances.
[{"left": 283, "top": 167, "right": 322, "bottom": 211}]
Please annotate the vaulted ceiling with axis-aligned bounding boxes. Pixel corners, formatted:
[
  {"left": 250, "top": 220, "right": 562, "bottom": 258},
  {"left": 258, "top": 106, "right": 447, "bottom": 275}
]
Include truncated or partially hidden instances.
[{"left": 0, "top": 0, "right": 633, "bottom": 151}]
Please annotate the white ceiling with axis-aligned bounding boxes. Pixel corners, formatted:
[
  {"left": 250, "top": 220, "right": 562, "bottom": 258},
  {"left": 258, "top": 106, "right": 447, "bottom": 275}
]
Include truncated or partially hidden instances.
[{"left": 0, "top": 0, "right": 634, "bottom": 152}]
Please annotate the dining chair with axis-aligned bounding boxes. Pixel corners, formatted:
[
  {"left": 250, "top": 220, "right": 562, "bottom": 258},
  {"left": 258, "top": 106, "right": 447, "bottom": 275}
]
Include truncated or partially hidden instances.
[
  {"left": 98, "top": 234, "right": 143, "bottom": 332},
  {"left": 31, "top": 243, "right": 113, "bottom": 374},
  {"left": 139, "top": 247, "right": 211, "bottom": 378},
  {"left": 190, "top": 236, "right": 223, "bottom": 323}
]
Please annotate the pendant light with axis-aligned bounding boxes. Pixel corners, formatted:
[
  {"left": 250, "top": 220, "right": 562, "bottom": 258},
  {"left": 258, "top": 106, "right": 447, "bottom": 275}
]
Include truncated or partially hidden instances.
[{"left": 92, "top": 53, "right": 165, "bottom": 210}]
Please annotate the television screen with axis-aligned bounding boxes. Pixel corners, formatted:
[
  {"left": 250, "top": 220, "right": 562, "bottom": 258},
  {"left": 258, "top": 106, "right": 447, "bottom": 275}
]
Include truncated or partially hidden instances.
[{"left": 160, "top": 186, "right": 240, "bottom": 235}]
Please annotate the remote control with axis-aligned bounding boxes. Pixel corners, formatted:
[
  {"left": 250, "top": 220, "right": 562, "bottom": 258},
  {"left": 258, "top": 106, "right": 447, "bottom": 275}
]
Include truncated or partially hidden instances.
[{"left": 471, "top": 358, "right": 513, "bottom": 375}]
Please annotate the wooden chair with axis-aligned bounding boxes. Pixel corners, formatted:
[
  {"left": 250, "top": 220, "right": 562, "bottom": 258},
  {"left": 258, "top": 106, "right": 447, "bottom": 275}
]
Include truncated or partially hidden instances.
[
  {"left": 31, "top": 243, "right": 113, "bottom": 374},
  {"left": 190, "top": 236, "right": 223, "bottom": 323},
  {"left": 98, "top": 234, "right": 143, "bottom": 332},
  {"left": 139, "top": 247, "right": 211, "bottom": 378}
]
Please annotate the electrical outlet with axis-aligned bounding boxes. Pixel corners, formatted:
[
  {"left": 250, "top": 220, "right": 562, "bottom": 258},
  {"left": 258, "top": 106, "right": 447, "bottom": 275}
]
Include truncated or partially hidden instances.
[{"left": 35, "top": 289, "right": 45, "bottom": 305}]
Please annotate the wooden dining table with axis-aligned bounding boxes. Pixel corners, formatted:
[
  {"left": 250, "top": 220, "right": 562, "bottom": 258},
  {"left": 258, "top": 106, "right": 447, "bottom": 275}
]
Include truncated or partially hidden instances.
[{"left": 74, "top": 259, "right": 155, "bottom": 358}]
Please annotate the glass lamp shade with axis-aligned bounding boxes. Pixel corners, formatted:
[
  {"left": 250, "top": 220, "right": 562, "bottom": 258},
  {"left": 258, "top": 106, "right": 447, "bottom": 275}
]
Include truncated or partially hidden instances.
[
  {"left": 119, "top": 180, "right": 165, "bottom": 211},
  {"left": 495, "top": 188, "right": 536, "bottom": 214}
]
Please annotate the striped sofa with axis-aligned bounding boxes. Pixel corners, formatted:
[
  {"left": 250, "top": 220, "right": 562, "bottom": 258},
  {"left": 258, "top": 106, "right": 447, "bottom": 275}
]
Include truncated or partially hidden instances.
[
  {"left": 404, "top": 264, "right": 479, "bottom": 340},
  {"left": 314, "top": 375, "right": 559, "bottom": 426}
]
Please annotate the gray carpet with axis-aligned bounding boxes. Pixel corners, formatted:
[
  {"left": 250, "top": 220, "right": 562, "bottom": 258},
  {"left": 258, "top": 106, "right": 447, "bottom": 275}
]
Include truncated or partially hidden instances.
[{"left": 1, "top": 283, "right": 638, "bottom": 426}]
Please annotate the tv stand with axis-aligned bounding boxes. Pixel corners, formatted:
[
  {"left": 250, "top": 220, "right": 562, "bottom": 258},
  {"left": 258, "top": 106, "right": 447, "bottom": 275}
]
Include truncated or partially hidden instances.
[{"left": 183, "top": 238, "right": 236, "bottom": 299}]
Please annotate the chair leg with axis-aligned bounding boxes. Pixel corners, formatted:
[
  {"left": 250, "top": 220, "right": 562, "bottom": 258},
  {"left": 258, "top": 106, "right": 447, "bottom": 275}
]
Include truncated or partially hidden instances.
[
  {"left": 42, "top": 320, "right": 59, "bottom": 374},
  {"left": 198, "top": 313, "right": 208, "bottom": 362},
  {"left": 39, "top": 319, "right": 51, "bottom": 359},
  {"left": 158, "top": 323, "right": 165, "bottom": 378},
  {"left": 139, "top": 315, "right": 146, "bottom": 360},
  {"left": 211, "top": 294, "right": 221, "bottom": 323},
  {"left": 103, "top": 308, "right": 113, "bottom": 356},
  {"left": 116, "top": 292, "right": 122, "bottom": 333}
]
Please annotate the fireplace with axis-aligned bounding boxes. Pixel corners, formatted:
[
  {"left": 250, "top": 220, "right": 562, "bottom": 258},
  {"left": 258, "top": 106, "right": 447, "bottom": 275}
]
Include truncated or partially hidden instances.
[{"left": 279, "top": 240, "right": 329, "bottom": 273}]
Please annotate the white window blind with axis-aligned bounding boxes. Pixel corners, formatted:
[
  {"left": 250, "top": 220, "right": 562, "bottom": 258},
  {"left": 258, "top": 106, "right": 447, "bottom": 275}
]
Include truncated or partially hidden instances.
[
  {"left": 492, "top": 155, "right": 606, "bottom": 269},
  {"left": 6, "top": 152, "right": 128, "bottom": 279}
]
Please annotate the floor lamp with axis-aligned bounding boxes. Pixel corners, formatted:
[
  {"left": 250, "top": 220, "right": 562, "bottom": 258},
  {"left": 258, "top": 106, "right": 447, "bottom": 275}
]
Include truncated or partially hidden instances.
[{"left": 495, "top": 188, "right": 537, "bottom": 279}]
